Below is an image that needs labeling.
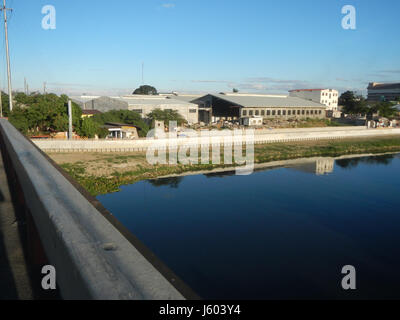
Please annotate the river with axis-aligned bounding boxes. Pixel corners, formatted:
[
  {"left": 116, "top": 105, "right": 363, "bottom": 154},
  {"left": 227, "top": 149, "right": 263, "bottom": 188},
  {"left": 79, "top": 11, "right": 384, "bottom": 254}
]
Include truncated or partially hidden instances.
[{"left": 97, "top": 153, "right": 400, "bottom": 299}]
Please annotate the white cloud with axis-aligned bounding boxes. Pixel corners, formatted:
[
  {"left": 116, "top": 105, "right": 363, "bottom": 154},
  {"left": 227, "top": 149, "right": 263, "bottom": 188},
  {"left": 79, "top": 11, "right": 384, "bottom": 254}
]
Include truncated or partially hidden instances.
[{"left": 161, "top": 3, "right": 176, "bottom": 9}]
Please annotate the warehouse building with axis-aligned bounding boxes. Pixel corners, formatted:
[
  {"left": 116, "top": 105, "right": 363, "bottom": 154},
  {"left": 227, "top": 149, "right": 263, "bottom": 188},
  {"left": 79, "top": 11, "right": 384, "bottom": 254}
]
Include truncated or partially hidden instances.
[
  {"left": 367, "top": 82, "right": 400, "bottom": 101},
  {"left": 122, "top": 95, "right": 199, "bottom": 124},
  {"left": 191, "top": 93, "right": 327, "bottom": 124},
  {"left": 71, "top": 95, "right": 199, "bottom": 124}
]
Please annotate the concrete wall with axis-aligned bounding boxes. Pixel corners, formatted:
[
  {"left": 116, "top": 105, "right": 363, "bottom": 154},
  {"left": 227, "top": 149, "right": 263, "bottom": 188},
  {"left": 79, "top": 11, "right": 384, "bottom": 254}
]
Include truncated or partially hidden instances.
[
  {"left": 32, "top": 127, "right": 400, "bottom": 152},
  {"left": 0, "top": 119, "right": 190, "bottom": 300}
]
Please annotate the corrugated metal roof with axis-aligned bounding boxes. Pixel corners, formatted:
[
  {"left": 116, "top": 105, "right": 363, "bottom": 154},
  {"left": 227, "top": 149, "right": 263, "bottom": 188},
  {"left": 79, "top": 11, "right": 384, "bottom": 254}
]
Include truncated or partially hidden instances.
[
  {"left": 208, "top": 93, "right": 326, "bottom": 108},
  {"left": 118, "top": 96, "right": 198, "bottom": 106},
  {"left": 172, "top": 95, "right": 203, "bottom": 103}
]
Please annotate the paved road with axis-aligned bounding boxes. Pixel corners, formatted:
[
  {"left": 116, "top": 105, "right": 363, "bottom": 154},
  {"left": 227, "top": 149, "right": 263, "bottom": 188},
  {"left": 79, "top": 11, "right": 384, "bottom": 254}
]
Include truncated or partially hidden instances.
[{"left": 0, "top": 149, "right": 33, "bottom": 300}]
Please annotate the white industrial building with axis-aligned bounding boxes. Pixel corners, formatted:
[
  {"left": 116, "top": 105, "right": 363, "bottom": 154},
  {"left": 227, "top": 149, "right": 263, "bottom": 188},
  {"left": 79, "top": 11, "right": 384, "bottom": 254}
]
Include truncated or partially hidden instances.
[
  {"left": 191, "top": 93, "right": 327, "bottom": 124},
  {"left": 71, "top": 95, "right": 199, "bottom": 124},
  {"left": 289, "top": 89, "right": 339, "bottom": 111}
]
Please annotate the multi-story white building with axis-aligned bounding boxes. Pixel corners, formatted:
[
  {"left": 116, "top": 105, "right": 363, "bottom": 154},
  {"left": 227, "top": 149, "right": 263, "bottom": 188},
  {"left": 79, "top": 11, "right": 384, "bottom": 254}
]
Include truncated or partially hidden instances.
[{"left": 289, "top": 89, "right": 339, "bottom": 111}]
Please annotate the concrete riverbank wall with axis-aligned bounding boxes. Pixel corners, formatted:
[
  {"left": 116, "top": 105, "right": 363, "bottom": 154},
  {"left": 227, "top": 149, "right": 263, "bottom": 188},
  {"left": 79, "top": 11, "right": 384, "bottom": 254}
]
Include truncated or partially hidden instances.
[
  {"left": 0, "top": 119, "right": 193, "bottom": 300},
  {"left": 32, "top": 127, "right": 400, "bottom": 153}
]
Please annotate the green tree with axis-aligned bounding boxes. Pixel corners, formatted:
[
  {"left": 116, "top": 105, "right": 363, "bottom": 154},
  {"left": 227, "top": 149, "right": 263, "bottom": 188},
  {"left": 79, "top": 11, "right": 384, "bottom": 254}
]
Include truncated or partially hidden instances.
[
  {"left": 370, "top": 102, "right": 398, "bottom": 118},
  {"left": 8, "top": 107, "right": 29, "bottom": 134},
  {"left": 1, "top": 92, "right": 10, "bottom": 117},
  {"left": 7, "top": 92, "right": 82, "bottom": 135},
  {"left": 78, "top": 117, "right": 99, "bottom": 138},
  {"left": 91, "top": 110, "right": 149, "bottom": 137},
  {"left": 133, "top": 85, "right": 158, "bottom": 95},
  {"left": 338, "top": 91, "right": 368, "bottom": 115},
  {"left": 147, "top": 108, "right": 187, "bottom": 126}
]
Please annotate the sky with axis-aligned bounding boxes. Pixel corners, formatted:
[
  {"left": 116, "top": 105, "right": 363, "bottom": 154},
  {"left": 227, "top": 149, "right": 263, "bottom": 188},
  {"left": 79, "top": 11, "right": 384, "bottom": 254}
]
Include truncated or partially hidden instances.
[{"left": 2, "top": 0, "right": 400, "bottom": 96}]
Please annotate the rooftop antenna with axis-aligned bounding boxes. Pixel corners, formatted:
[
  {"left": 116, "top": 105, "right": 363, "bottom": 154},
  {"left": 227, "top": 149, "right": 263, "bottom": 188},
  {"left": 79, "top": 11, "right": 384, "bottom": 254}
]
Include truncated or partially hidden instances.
[
  {"left": 142, "top": 62, "right": 144, "bottom": 84},
  {"left": 1, "top": 0, "right": 13, "bottom": 111}
]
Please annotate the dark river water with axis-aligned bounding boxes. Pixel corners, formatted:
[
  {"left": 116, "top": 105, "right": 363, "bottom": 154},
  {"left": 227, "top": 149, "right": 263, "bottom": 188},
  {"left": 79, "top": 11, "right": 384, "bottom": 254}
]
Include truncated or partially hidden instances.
[{"left": 97, "top": 153, "right": 400, "bottom": 299}]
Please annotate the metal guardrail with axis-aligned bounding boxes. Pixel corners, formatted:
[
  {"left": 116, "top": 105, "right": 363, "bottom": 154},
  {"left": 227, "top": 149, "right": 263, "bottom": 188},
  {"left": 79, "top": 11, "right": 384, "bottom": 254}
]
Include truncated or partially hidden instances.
[{"left": 0, "top": 119, "right": 195, "bottom": 300}]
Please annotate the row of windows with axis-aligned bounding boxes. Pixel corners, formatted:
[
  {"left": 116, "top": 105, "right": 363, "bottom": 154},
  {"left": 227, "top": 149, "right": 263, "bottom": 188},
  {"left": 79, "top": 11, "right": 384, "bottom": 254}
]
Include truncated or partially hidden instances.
[
  {"left": 242, "top": 109, "right": 323, "bottom": 117},
  {"left": 322, "top": 92, "right": 338, "bottom": 97},
  {"left": 322, "top": 100, "right": 337, "bottom": 104}
]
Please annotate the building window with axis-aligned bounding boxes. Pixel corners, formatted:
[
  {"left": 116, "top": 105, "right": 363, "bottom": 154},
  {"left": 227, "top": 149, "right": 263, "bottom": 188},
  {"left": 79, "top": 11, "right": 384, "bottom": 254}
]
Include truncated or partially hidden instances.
[
  {"left": 302, "top": 110, "right": 305, "bottom": 115},
  {"left": 306, "top": 110, "right": 310, "bottom": 115},
  {"left": 288, "top": 110, "right": 291, "bottom": 115},
  {"left": 189, "top": 109, "right": 197, "bottom": 113},
  {"left": 132, "top": 109, "right": 142, "bottom": 114},
  {"left": 249, "top": 110, "right": 253, "bottom": 116},
  {"left": 255, "top": 110, "right": 259, "bottom": 116},
  {"left": 261, "top": 110, "right": 265, "bottom": 116},
  {"left": 272, "top": 110, "right": 276, "bottom": 116},
  {"left": 267, "top": 110, "right": 271, "bottom": 116},
  {"left": 277, "top": 110, "right": 281, "bottom": 116},
  {"left": 243, "top": 110, "right": 247, "bottom": 116},
  {"left": 311, "top": 110, "right": 314, "bottom": 115},
  {"left": 297, "top": 110, "right": 301, "bottom": 115},
  {"left": 283, "top": 110, "right": 286, "bottom": 115}
]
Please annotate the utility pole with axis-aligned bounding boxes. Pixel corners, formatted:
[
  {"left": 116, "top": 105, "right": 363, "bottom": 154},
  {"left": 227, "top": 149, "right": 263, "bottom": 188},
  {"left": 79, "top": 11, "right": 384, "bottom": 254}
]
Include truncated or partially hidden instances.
[
  {"left": 43, "top": 82, "right": 47, "bottom": 94},
  {"left": 1, "top": 0, "right": 13, "bottom": 112},
  {"left": 0, "top": 85, "right": 2, "bottom": 118},
  {"left": 24, "top": 77, "right": 27, "bottom": 94},
  {"left": 68, "top": 100, "right": 73, "bottom": 140}
]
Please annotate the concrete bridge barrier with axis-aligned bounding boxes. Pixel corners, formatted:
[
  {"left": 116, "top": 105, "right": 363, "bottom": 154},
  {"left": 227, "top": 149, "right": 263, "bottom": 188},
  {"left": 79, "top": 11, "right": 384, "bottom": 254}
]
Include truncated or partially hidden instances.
[{"left": 0, "top": 119, "right": 193, "bottom": 300}]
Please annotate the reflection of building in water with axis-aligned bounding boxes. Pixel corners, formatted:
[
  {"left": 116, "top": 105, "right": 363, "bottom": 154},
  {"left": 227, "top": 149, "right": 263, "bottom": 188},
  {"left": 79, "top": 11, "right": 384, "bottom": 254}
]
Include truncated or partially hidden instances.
[
  {"left": 315, "top": 158, "right": 334, "bottom": 175},
  {"left": 288, "top": 158, "right": 334, "bottom": 175}
]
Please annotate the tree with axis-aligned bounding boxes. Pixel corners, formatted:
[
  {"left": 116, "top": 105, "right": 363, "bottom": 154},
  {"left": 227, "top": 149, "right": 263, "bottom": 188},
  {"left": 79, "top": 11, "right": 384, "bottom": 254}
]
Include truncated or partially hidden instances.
[
  {"left": 78, "top": 117, "right": 99, "bottom": 138},
  {"left": 8, "top": 107, "right": 29, "bottom": 134},
  {"left": 233, "top": 88, "right": 239, "bottom": 93},
  {"left": 91, "top": 110, "right": 149, "bottom": 137},
  {"left": 338, "top": 91, "right": 368, "bottom": 115},
  {"left": 147, "top": 108, "right": 187, "bottom": 126},
  {"left": 8, "top": 92, "right": 82, "bottom": 135},
  {"left": 370, "top": 102, "right": 398, "bottom": 118},
  {"left": 133, "top": 85, "right": 158, "bottom": 95}
]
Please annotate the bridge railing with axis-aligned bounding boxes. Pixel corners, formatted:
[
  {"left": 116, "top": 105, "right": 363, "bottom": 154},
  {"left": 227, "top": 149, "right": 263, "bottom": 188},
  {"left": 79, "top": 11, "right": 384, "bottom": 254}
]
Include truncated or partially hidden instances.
[{"left": 0, "top": 119, "right": 194, "bottom": 300}]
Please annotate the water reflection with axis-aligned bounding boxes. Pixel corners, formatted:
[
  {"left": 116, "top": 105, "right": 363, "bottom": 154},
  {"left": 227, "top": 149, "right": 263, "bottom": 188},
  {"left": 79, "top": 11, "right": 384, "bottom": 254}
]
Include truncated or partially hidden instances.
[
  {"left": 288, "top": 158, "right": 334, "bottom": 175},
  {"left": 147, "top": 177, "right": 184, "bottom": 188},
  {"left": 336, "top": 154, "right": 395, "bottom": 169},
  {"left": 146, "top": 154, "right": 397, "bottom": 188}
]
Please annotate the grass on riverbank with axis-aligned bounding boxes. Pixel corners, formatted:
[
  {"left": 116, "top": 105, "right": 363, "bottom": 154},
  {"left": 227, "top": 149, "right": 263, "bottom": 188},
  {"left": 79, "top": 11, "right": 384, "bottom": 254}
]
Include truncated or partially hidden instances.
[{"left": 51, "top": 135, "right": 400, "bottom": 196}]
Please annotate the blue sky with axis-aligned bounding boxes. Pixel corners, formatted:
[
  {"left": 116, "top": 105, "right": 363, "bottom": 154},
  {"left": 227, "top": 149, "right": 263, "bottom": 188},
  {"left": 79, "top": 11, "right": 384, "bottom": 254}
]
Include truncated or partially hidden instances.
[{"left": 3, "top": 0, "right": 400, "bottom": 96}]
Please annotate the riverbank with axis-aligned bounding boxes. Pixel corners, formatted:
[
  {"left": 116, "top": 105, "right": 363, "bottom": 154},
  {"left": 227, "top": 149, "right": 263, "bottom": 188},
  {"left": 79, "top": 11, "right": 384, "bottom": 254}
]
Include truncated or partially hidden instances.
[{"left": 47, "top": 135, "right": 400, "bottom": 196}]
